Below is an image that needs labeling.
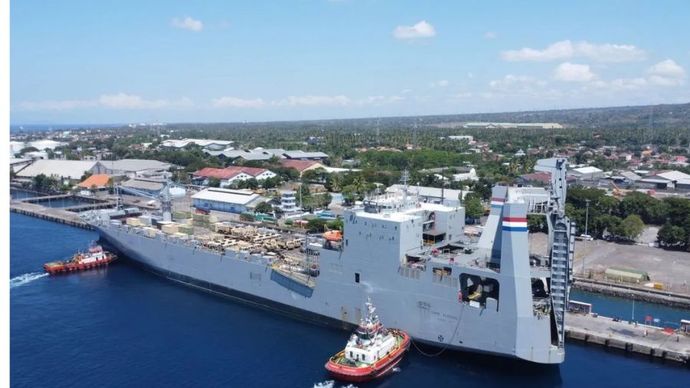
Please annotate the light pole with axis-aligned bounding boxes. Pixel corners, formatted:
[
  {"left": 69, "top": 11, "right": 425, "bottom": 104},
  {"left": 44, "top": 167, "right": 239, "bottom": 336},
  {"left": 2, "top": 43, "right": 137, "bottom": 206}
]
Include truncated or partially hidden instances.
[{"left": 584, "top": 199, "right": 591, "bottom": 237}]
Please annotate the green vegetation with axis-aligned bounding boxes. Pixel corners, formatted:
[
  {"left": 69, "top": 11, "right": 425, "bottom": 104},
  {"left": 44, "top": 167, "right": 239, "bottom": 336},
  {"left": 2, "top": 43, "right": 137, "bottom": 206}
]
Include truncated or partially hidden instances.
[
  {"left": 463, "top": 195, "right": 484, "bottom": 220},
  {"left": 566, "top": 186, "right": 690, "bottom": 247},
  {"left": 254, "top": 201, "right": 273, "bottom": 214}
]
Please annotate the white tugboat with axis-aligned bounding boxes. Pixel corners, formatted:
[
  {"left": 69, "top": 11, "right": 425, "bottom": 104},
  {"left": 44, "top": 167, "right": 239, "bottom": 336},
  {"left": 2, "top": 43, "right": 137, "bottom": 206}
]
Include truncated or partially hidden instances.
[{"left": 325, "top": 298, "right": 410, "bottom": 383}]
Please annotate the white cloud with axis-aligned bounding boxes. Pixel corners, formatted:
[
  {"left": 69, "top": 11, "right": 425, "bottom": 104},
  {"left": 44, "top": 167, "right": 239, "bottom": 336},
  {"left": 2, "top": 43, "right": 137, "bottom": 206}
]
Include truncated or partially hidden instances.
[
  {"left": 212, "top": 96, "right": 265, "bottom": 108},
  {"left": 430, "top": 79, "right": 449, "bottom": 87},
  {"left": 484, "top": 31, "right": 497, "bottom": 40},
  {"left": 647, "top": 59, "right": 686, "bottom": 86},
  {"left": 553, "top": 62, "right": 596, "bottom": 82},
  {"left": 273, "top": 95, "right": 351, "bottom": 107},
  {"left": 489, "top": 74, "right": 547, "bottom": 90},
  {"left": 15, "top": 94, "right": 193, "bottom": 111},
  {"left": 98, "top": 93, "right": 193, "bottom": 109},
  {"left": 357, "top": 95, "right": 405, "bottom": 105},
  {"left": 501, "top": 40, "right": 646, "bottom": 62},
  {"left": 171, "top": 16, "right": 203, "bottom": 32},
  {"left": 392, "top": 20, "right": 436, "bottom": 40}
]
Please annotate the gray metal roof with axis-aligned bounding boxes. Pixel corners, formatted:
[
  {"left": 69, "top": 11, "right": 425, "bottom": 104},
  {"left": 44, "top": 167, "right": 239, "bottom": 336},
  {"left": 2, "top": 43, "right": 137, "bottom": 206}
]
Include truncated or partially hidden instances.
[
  {"left": 103, "top": 159, "right": 172, "bottom": 173},
  {"left": 16, "top": 159, "right": 102, "bottom": 180},
  {"left": 121, "top": 178, "right": 166, "bottom": 191}
]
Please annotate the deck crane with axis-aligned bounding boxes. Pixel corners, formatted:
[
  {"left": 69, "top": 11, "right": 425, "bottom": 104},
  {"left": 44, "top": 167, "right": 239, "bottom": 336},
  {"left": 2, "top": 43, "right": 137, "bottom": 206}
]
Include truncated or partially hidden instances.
[{"left": 115, "top": 180, "right": 183, "bottom": 222}]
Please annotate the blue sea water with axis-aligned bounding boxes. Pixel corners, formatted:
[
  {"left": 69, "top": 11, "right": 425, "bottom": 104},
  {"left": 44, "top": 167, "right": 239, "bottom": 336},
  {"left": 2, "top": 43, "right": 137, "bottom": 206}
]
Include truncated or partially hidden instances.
[{"left": 10, "top": 213, "right": 690, "bottom": 387}]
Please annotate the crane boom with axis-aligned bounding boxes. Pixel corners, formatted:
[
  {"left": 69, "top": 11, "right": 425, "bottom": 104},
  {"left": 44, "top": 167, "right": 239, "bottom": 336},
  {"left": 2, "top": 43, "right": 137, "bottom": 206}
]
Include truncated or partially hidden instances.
[{"left": 116, "top": 180, "right": 181, "bottom": 222}]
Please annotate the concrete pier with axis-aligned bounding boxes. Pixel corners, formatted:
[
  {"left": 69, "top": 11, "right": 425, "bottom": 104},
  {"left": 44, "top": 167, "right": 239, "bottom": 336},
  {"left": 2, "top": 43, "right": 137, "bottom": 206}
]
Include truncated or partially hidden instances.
[
  {"left": 10, "top": 200, "right": 94, "bottom": 230},
  {"left": 565, "top": 312, "right": 690, "bottom": 365},
  {"left": 573, "top": 277, "right": 690, "bottom": 309}
]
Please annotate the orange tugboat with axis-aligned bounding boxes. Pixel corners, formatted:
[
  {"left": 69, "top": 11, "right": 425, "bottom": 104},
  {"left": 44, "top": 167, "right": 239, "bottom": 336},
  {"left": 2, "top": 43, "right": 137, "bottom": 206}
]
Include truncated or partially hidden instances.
[
  {"left": 325, "top": 298, "right": 410, "bottom": 383},
  {"left": 43, "top": 244, "right": 117, "bottom": 275}
]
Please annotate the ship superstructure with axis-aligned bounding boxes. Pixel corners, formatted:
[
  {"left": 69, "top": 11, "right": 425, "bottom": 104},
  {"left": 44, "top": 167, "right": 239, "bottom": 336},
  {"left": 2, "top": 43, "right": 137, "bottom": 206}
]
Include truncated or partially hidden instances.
[{"left": 86, "top": 158, "right": 573, "bottom": 364}]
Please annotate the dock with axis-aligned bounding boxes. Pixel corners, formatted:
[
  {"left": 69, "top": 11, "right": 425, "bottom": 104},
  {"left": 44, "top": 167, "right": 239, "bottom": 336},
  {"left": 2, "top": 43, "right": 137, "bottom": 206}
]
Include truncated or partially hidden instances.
[
  {"left": 565, "top": 312, "right": 690, "bottom": 365},
  {"left": 573, "top": 277, "right": 690, "bottom": 310},
  {"left": 10, "top": 200, "right": 94, "bottom": 230}
]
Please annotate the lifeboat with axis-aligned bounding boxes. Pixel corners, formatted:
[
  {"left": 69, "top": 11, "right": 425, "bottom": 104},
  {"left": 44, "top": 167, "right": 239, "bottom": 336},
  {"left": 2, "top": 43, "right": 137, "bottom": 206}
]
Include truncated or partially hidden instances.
[
  {"left": 323, "top": 230, "right": 343, "bottom": 242},
  {"left": 43, "top": 244, "right": 117, "bottom": 275},
  {"left": 325, "top": 298, "right": 410, "bottom": 383}
]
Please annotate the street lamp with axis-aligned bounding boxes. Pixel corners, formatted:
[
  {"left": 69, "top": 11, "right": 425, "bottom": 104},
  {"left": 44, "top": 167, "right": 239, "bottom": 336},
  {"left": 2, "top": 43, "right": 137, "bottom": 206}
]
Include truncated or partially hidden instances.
[{"left": 584, "top": 199, "right": 591, "bottom": 237}]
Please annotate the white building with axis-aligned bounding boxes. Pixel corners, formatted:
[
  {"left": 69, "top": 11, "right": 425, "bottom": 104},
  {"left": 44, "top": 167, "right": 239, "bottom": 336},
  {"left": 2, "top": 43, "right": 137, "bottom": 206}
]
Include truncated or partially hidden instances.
[
  {"left": 386, "top": 184, "right": 471, "bottom": 207},
  {"left": 192, "top": 188, "right": 266, "bottom": 214},
  {"left": 192, "top": 167, "right": 277, "bottom": 187},
  {"left": 452, "top": 168, "right": 478, "bottom": 182},
  {"left": 161, "top": 138, "right": 233, "bottom": 150},
  {"left": 569, "top": 166, "right": 604, "bottom": 180},
  {"left": 278, "top": 190, "right": 301, "bottom": 214}
]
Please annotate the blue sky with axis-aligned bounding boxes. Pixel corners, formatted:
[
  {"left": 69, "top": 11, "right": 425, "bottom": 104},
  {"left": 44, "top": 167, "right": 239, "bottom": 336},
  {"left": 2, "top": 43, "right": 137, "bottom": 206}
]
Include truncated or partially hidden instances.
[{"left": 10, "top": 0, "right": 690, "bottom": 124}]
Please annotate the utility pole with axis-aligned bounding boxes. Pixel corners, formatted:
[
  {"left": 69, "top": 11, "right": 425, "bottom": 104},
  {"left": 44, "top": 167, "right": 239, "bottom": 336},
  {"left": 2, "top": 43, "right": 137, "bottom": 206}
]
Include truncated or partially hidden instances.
[{"left": 584, "top": 199, "right": 591, "bottom": 236}]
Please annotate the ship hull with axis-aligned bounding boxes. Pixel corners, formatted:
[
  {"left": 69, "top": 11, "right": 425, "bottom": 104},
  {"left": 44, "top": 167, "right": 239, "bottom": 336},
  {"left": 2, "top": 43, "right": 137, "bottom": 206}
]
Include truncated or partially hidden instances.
[{"left": 96, "top": 224, "right": 565, "bottom": 364}]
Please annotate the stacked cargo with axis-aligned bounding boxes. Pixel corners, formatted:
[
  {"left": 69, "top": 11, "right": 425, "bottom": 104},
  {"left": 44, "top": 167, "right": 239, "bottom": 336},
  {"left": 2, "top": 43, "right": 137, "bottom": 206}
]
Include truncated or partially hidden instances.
[
  {"left": 173, "top": 211, "right": 191, "bottom": 220},
  {"left": 126, "top": 217, "right": 142, "bottom": 227},
  {"left": 143, "top": 227, "right": 158, "bottom": 238},
  {"left": 161, "top": 223, "right": 179, "bottom": 234},
  {"left": 138, "top": 215, "right": 153, "bottom": 226},
  {"left": 193, "top": 213, "right": 210, "bottom": 227},
  {"left": 178, "top": 224, "right": 194, "bottom": 235}
]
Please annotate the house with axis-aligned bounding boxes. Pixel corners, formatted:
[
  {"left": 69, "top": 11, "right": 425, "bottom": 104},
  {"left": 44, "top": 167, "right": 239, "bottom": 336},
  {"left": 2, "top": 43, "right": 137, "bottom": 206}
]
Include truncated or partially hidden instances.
[
  {"left": 279, "top": 160, "right": 326, "bottom": 176},
  {"left": 192, "top": 167, "right": 277, "bottom": 187},
  {"left": 191, "top": 188, "right": 266, "bottom": 214},
  {"left": 77, "top": 174, "right": 111, "bottom": 190}
]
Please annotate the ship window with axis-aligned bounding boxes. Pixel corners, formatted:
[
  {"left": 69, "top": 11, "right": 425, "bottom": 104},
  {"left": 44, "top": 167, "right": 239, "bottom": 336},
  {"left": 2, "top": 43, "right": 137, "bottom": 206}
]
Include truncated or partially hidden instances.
[{"left": 355, "top": 273, "right": 360, "bottom": 283}]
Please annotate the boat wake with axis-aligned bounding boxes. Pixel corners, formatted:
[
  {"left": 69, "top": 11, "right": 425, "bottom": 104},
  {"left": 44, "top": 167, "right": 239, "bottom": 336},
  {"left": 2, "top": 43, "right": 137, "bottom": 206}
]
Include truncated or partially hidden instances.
[
  {"left": 10, "top": 272, "right": 48, "bottom": 289},
  {"left": 313, "top": 381, "right": 359, "bottom": 388}
]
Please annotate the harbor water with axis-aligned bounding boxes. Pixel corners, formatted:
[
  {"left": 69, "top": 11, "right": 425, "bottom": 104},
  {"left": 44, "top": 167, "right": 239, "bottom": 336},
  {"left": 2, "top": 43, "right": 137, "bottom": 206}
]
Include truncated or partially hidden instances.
[{"left": 10, "top": 213, "right": 690, "bottom": 387}]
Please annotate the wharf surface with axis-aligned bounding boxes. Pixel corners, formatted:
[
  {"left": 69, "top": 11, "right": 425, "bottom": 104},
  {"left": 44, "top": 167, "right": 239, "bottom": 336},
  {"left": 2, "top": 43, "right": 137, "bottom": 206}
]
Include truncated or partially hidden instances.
[
  {"left": 565, "top": 312, "right": 690, "bottom": 365},
  {"left": 573, "top": 277, "right": 690, "bottom": 309},
  {"left": 10, "top": 200, "right": 94, "bottom": 230}
]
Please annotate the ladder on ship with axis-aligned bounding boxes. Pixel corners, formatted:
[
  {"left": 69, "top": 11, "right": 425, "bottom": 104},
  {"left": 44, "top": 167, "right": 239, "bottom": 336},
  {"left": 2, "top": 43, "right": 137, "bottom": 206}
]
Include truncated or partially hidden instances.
[{"left": 536, "top": 158, "right": 573, "bottom": 348}]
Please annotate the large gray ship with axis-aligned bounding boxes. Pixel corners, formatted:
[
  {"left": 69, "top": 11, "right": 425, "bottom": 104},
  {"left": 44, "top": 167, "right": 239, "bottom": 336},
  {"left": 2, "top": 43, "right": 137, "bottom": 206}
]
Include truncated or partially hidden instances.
[{"left": 87, "top": 158, "right": 574, "bottom": 364}]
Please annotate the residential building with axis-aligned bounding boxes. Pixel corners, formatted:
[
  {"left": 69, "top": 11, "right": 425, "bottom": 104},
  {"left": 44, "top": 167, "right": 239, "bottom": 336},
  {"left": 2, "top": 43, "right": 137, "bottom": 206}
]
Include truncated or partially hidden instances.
[
  {"left": 77, "top": 174, "right": 111, "bottom": 190},
  {"left": 192, "top": 167, "right": 277, "bottom": 187},
  {"left": 279, "top": 160, "right": 326, "bottom": 176}
]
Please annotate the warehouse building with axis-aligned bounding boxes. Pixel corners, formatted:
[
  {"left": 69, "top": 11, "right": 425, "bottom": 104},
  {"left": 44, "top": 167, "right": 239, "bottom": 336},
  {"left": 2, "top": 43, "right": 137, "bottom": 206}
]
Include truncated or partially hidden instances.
[{"left": 192, "top": 188, "right": 267, "bottom": 214}]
